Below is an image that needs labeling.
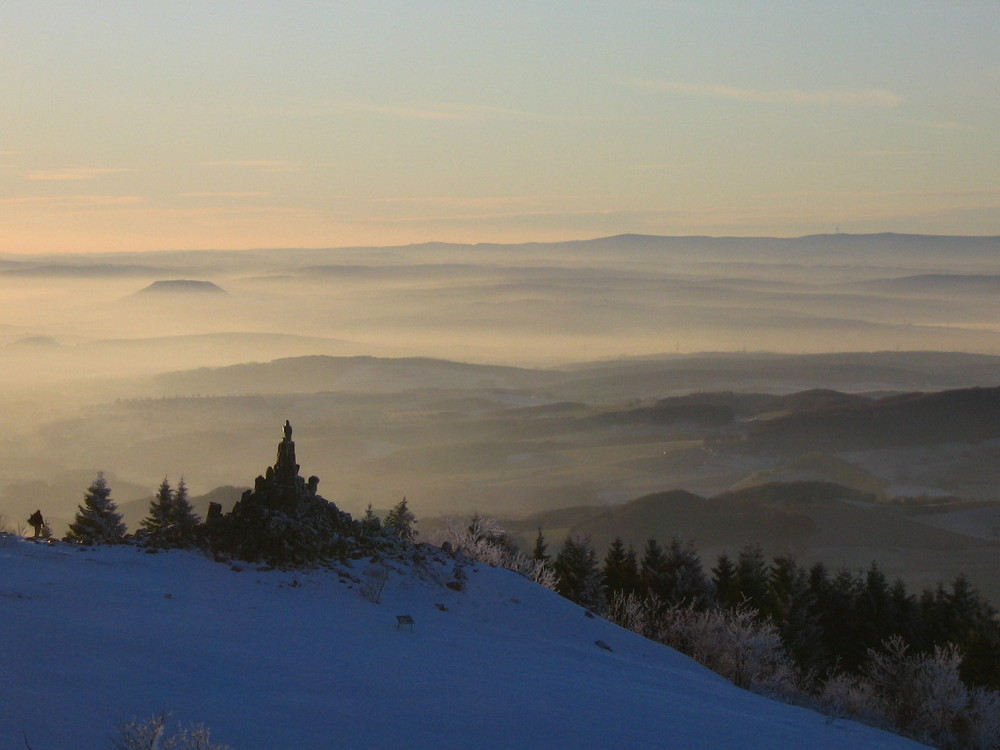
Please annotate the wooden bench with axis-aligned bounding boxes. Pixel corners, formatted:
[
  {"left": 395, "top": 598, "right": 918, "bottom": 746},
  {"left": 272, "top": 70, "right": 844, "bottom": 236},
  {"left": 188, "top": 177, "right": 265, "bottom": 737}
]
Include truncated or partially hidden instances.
[{"left": 396, "top": 614, "right": 414, "bottom": 631}]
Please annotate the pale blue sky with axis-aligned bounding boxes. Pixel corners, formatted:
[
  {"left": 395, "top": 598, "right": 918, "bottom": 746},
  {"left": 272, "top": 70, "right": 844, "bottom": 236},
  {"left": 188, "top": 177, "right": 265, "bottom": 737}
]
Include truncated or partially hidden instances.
[{"left": 2, "top": 0, "right": 998, "bottom": 252}]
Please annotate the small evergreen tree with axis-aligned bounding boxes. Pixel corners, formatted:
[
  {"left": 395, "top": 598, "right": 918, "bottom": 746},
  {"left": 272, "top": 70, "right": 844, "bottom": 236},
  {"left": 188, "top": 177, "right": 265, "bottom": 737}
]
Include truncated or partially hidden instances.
[
  {"left": 767, "top": 554, "right": 824, "bottom": 673},
  {"left": 712, "top": 552, "right": 741, "bottom": 609},
  {"left": 384, "top": 497, "right": 416, "bottom": 543},
  {"left": 170, "top": 478, "right": 200, "bottom": 530},
  {"left": 735, "top": 543, "right": 770, "bottom": 614},
  {"left": 553, "top": 534, "right": 604, "bottom": 611},
  {"left": 603, "top": 537, "right": 639, "bottom": 599},
  {"left": 663, "top": 536, "right": 713, "bottom": 609},
  {"left": 140, "top": 477, "right": 200, "bottom": 548},
  {"left": 531, "top": 528, "right": 550, "bottom": 564},
  {"left": 639, "top": 537, "right": 668, "bottom": 598},
  {"left": 65, "top": 472, "right": 127, "bottom": 545},
  {"left": 361, "top": 503, "right": 381, "bottom": 534},
  {"left": 141, "top": 477, "right": 175, "bottom": 535}
]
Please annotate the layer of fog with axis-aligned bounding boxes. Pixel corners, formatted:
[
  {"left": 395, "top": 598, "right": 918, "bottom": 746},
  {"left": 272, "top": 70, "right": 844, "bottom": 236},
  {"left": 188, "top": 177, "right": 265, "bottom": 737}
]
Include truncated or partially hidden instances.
[{"left": 3, "top": 232, "right": 1000, "bottom": 537}]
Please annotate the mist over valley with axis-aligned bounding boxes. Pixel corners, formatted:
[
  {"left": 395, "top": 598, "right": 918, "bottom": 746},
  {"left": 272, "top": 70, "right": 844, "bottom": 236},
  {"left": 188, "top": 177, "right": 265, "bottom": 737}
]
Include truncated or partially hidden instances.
[{"left": 4, "top": 233, "right": 1000, "bottom": 602}]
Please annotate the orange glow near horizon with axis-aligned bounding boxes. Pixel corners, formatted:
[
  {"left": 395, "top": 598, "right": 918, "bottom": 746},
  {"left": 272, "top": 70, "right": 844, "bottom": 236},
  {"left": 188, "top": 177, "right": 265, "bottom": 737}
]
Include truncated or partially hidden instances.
[{"left": 2, "top": 2, "right": 997, "bottom": 255}]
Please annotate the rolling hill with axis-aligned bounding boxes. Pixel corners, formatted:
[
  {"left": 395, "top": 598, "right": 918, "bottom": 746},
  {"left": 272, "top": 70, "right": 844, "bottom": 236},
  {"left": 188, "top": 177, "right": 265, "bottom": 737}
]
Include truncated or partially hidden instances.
[{"left": 0, "top": 535, "right": 926, "bottom": 749}]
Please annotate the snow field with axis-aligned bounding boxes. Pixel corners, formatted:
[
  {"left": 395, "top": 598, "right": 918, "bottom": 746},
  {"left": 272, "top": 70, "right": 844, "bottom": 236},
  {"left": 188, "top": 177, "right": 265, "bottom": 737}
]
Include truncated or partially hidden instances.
[{"left": 0, "top": 537, "right": 928, "bottom": 749}]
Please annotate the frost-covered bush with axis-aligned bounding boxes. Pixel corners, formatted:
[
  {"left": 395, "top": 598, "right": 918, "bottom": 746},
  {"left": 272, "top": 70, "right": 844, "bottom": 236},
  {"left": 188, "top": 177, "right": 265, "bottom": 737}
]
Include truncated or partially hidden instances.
[
  {"left": 861, "top": 636, "right": 1000, "bottom": 749},
  {"left": 432, "top": 515, "right": 556, "bottom": 590},
  {"left": 655, "top": 602, "right": 798, "bottom": 695},
  {"left": 113, "top": 713, "right": 230, "bottom": 750},
  {"left": 607, "top": 593, "right": 797, "bottom": 696},
  {"left": 607, "top": 591, "right": 660, "bottom": 640},
  {"left": 816, "top": 672, "right": 880, "bottom": 725}
]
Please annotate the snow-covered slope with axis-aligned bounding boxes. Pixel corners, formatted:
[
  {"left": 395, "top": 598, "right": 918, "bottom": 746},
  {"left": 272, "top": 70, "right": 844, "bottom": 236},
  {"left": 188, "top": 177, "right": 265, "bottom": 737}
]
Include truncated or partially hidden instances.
[{"left": 0, "top": 536, "right": 926, "bottom": 750}]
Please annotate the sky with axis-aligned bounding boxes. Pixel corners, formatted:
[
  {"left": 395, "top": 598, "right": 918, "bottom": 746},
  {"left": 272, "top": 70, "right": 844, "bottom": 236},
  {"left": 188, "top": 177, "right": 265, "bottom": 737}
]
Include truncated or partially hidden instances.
[{"left": 2, "top": 0, "right": 999, "bottom": 254}]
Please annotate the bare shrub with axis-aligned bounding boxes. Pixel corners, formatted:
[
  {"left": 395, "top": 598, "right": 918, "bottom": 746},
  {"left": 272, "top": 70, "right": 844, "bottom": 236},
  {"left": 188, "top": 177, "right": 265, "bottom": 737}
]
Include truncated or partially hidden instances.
[
  {"left": 360, "top": 563, "right": 390, "bottom": 603},
  {"left": 114, "top": 713, "right": 230, "bottom": 750}
]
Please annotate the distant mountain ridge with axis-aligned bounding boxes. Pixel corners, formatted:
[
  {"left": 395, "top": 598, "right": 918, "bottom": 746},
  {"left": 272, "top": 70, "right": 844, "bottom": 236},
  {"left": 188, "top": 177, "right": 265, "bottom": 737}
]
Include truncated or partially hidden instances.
[
  {"left": 153, "top": 354, "right": 553, "bottom": 396},
  {"left": 133, "top": 279, "right": 227, "bottom": 295},
  {"left": 743, "top": 386, "right": 1000, "bottom": 452}
]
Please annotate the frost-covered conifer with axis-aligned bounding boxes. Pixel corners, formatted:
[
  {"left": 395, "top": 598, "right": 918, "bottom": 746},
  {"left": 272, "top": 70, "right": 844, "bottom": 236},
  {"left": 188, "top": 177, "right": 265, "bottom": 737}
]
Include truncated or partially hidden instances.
[
  {"left": 170, "top": 478, "right": 200, "bottom": 531},
  {"left": 384, "top": 497, "right": 416, "bottom": 543},
  {"left": 361, "top": 502, "right": 381, "bottom": 533},
  {"left": 65, "top": 472, "right": 127, "bottom": 545},
  {"left": 141, "top": 477, "right": 201, "bottom": 548},
  {"left": 142, "top": 477, "right": 175, "bottom": 535}
]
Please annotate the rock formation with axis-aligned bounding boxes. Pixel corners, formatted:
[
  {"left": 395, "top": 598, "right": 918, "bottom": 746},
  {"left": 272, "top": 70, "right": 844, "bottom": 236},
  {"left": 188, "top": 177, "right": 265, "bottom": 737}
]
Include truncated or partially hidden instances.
[
  {"left": 210, "top": 420, "right": 353, "bottom": 564},
  {"left": 234, "top": 420, "right": 322, "bottom": 517}
]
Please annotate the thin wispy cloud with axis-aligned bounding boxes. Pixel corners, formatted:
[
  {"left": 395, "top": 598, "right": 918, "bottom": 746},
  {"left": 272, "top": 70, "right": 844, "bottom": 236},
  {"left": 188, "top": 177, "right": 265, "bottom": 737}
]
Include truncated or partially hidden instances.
[
  {"left": 334, "top": 101, "right": 550, "bottom": 122},
  {"left": 368, "top": 206, "right": 649, "bottom": 226},
  {"left": 633, "top": 163, "right": 678, "bottom": 171},
  {"left": 0, "top": 195, "right": 143, "bottom": 207},
  {"left": 628, "top": 79, "right": 902, "bottom": 108},
  {"left": 24, "top": 168, "right": 135, "bottom": 181},
  {"left": 909, "top": 119, "right": 976, "bottom": 132},
  {"left": 851, "top": 150, "right": 932, "bottom": 157},
  {"left": 179, "top": 192, "right": 273, "bottom": 198},
  {"left": 200, "top": 160, "right": 300, "bottom": 172},
  {"left": 763, "top": 187, "right": 1000, "bottom": 206},
  {"left": 370, "top": 194, "right": 574, "bottom": 209}
]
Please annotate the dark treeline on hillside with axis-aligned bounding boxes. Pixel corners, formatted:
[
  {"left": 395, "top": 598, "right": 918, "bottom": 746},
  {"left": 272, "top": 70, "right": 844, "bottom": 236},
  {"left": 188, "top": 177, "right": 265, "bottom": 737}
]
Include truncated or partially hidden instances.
[
  {"left": 545, "top": 532, "right": 1000, "bottom": 691},
  {"left": 541, "top": 531, "right": 1000, "bottom": 748}
]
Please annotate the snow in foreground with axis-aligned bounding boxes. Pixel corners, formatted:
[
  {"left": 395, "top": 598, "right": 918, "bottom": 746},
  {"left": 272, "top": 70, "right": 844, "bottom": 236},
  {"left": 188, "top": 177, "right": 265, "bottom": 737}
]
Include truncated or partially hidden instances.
[{"left": 0, "top": 536, "right": 927, "bottom": 749}]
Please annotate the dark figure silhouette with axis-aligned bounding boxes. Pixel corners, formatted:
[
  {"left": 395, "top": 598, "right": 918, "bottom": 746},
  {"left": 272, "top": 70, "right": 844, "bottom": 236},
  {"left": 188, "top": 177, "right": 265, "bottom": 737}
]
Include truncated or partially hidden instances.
[{"left": 27, "top": 509, "right": 44, "bottom": 538}]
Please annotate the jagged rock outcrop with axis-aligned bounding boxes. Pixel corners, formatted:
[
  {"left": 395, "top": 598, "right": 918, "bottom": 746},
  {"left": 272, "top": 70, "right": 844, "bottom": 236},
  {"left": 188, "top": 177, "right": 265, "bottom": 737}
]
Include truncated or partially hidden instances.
[{"left": 207, "top": 421, "right": 359, "bottom": 565}]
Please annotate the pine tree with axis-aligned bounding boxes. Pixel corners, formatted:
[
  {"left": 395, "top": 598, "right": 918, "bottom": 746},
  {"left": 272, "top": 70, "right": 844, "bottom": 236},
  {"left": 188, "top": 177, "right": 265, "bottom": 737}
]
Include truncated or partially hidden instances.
[
  {"left": 65, "top": 472, "right": 127, "bottom": 545},
  {"left": 170, "top": 478, "right": 200, "bottom": 530},
  {"left": 553, "top": 534, "right": 604, "bottom": 611},
  {"left": 663, "top": 536, "right": 712, "bottom": 609},
  {"left": 141, "top": 477, "right": 175, "bottom": 535},
  {"left": 384, "top": 497, "right": 416, "bottom": 543},
  {"left": 639, "top": 537, "right": 668, "bottom": 598},
  {"left": 531, "top": 528, "right": 550, "bottom": 563},
  {"left": 712, "top": 552, "right": 741, "bottom": 609},
  {"left": 602, "top": 537, "right": 639, "bottom": 598},
  {"left": 140, "top": 477, "right": 200, "bottom": 548},
  {"left": 767, "top": 554, "right": 824, "bottom": 672},
  {"left": 361, "top": 503, "right": 381, "bottom": 534},
  {"left": 735, "top": 543, "right": 770, "bottom": 613}
]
